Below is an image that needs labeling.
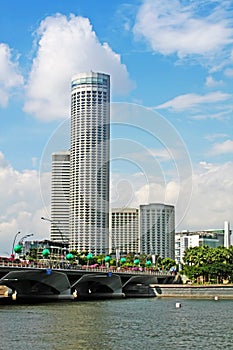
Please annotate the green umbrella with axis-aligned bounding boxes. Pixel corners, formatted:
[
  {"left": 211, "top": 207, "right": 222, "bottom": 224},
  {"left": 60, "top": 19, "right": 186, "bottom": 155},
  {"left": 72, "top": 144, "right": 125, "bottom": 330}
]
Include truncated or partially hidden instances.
[
  {"left": 134, "top": 258, "right": 140, "bottom": 265},
  {"left": 86, "top": 253, "right": 93, "bottom": 260},
  {"left": 120, "top": 257, "right": 126, "bottom": 264},
  {"left": 146, "top": 260, "right": 152, "bottom": 266}
]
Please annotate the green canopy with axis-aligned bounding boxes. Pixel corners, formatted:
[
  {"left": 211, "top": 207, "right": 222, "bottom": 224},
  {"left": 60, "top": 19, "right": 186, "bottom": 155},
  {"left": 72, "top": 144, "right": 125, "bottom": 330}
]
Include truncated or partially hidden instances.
[
  {"left": 134, "top": 258, "right": 140, "bottom": 265},
  {"left": 86, "top": 253, "right": 93, "bottom": 260},
  {"left": 14, "top": 244, "right": 22, "bottom": 253},
  {"left": 66, "top": 253, "right": 74, "bottom": 260},
  {"left": 104, "top": 256, "right": 111, "bottom": 262},
  {"left": 42, "top": 248, "right": 50, "bottom": 257}
]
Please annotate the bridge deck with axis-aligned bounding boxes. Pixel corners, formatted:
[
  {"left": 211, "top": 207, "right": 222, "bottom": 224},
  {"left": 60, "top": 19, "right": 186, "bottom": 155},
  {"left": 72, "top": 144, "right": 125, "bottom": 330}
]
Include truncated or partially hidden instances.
[{"left": 0, "top": 264, "right": 180, "bottom": 302}]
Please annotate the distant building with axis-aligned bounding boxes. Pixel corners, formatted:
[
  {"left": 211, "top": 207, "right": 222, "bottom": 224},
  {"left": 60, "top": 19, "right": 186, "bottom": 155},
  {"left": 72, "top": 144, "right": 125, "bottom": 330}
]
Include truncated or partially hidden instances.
[
  {"left": 140, "top": 203, "right": 175, "bottom": 259},
  {"left": 175, "top": 221, "right": 232, "bottom": 264},
  {"left": 224, "top": 221, "right": 230, "bottom": 248},
  {"left": 110, "top": 208, "right": 139, "bottom": 254},
  {"left": 50, "top": 151, "right": 70, "bottom": 243},
  {"left": 22, "top": 240, "right": 69, "bottom": 261}
]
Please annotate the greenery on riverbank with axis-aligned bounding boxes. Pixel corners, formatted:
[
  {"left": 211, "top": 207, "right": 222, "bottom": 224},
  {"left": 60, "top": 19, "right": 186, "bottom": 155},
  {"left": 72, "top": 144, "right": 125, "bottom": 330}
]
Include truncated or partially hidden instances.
[{"left": 181, "top": 245, "right": 233, "bottom": 284}]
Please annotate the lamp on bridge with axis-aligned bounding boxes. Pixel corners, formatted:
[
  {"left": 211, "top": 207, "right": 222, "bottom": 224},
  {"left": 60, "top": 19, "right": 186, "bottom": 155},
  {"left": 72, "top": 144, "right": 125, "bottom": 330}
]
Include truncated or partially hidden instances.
[
  {"left": 11, "top": 232, "right": 33, "bottom": 260},
  {"left": 41, "top": 216, "right": 68, "bottom": 264},
  {"left": 18, "top": 233, "right": 34, "bottom": 257},
  {"left": 11, "top": 231, "right": 21, "bottom": 259},
  {"left": 19, "top": 233, "right": 34, "bottom": 244},
  {"left": 41, "top": 217, "right": 66, "bottom": 243},
  {"left": 14, "top": 244, "right": 22, "bottom": 254}
]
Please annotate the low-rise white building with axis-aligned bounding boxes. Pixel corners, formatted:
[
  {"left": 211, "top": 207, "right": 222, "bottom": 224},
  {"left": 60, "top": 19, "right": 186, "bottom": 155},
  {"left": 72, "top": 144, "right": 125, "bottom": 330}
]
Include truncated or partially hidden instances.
[{"left": 175, "top": 221, "right": 231, "bottom": 264}]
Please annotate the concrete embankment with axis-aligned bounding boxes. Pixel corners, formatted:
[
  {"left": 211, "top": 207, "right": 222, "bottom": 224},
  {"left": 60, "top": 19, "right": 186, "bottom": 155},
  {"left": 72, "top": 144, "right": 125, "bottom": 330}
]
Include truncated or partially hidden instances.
[{"left": 153, "top": 284, "right": 233, "bottom": 299}]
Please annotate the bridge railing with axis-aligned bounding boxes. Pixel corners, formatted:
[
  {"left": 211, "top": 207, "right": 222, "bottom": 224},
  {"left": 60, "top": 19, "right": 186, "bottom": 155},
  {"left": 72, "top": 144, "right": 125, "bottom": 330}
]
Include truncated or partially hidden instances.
[{"left": 0, "top": 259, "right": 173, "bottom": 276}]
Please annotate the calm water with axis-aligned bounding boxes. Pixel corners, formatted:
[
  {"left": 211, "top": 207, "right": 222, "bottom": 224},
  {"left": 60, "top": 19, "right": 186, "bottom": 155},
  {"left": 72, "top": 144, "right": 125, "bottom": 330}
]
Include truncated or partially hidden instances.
[{"left": 0, "top": 298, "right": 233, "bottom": 350}]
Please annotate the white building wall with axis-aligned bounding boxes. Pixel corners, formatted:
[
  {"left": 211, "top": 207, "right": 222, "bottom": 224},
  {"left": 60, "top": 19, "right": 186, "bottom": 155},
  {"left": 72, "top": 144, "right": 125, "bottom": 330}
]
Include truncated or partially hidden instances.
[
  {"left": 180, "top": 234, "right": 199, "bottom": 263},
  {"left": 224, "top": 221, "right": 230, "bottom": 248},
  {"left": 50, "top": 151, "right": 70, "bottom": 243},
  {"left": 110, "top": 208, "right": 139, "bottom": 254},
  {"left": 140, "top": 203, "right": 175, "bottom": 259},
  {"left": 69, "top": 72, "right": 110, "bottom": 255}
]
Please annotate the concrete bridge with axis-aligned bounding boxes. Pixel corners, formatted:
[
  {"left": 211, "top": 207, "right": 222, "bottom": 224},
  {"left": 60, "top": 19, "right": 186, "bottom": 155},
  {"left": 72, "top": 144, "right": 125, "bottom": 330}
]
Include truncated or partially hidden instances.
[{"left": 0, "top": 265, "right": 181, "bottom": 302}]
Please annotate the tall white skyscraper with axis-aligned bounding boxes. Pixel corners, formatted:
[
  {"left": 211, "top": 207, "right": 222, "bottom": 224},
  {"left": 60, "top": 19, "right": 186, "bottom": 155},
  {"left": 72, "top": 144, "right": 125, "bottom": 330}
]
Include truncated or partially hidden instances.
[
  {"left": 69, "top": 72, "right": 110, "bottom": 255},
  {"left": 140, "top": 203, "right": 175, "bottom": 259},
  {"left": 50, "top": 151, "right": 70, "bottom": 243}
]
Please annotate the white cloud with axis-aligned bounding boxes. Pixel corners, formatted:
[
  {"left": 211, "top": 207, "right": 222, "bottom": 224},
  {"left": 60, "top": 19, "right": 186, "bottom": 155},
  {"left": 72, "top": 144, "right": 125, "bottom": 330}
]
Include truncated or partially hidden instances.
[
  {"left": 191, "top": 109, "right": 232, "bottom": 121},
  {"left": 133, "top": 0, "right": 233, "bottom": 66},
  {"left": 110, "top": 172, "right": 180, "bottom": 210},
  {"left": 110, "top": 160, "right": 233, "bottom": 231},
  {"left": 0, "top": 43, "right": 24, "bottom": 107},
  {"left": 179, "top": 161, "right": 233, "bottom": 230},
  {"left": 110, "top": 162, "right": 193, "bottom": 229},
  {"left": 0, "top": 151, "right": 51, "bottom": 255},
  {"left": 205, "top": 75, "right": 223, "bottom": 87},
  {"left": 209, "top": 139, "right": 233, "bottom": 155},
  {"left": 24, "top": 14, "right": 133, "bottom": 121},
  {"left": 149, "top": 148, "right": 173, "bottom": 161},
  {"left": 205, "top": 133, "right": 228, "bottom": 142},
  {"left": 155, "top": 91, "right": 231, "bottom": 112}
]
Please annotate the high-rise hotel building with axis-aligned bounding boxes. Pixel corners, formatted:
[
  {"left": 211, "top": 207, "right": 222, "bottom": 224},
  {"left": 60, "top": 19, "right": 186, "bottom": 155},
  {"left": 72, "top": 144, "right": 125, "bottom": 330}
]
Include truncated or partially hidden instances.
[
  {"left": 50, "top": 151, "right": 70, "bottom": 243},
  {"left": 110, "top": 208, "right": 139, "bottom": 254},
  {"left": 140, "top": 203, "right": 175, "bottom": 259},
  {"left": 69, "top": 72, "right": 110, "bottom": 255}
]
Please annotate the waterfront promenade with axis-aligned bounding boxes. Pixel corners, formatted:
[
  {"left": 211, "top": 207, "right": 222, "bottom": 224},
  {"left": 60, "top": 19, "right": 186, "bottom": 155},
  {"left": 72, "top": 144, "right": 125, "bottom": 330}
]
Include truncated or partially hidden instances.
[{"left": 153, "top": 284, "right": 233, "bottom": 299}]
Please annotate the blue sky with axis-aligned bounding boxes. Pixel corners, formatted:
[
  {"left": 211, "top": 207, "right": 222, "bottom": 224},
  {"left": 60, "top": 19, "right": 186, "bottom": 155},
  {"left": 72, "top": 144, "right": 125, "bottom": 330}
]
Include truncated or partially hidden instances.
[{"left": 0, "top": 0, "right": 233, "bottom": 254}]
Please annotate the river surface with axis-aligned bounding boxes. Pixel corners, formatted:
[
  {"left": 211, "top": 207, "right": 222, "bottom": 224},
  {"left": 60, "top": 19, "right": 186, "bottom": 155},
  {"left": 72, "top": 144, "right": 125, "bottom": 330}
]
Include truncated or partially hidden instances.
[{"left": 0, "top": 298, "right": 232, "bottom": 350}]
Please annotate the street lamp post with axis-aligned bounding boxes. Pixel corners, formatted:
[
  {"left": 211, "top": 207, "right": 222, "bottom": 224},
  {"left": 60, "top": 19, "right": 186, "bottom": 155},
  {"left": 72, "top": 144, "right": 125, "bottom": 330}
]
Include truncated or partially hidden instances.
[
  {"left": 41, "top": 217, "right": 66, "bottom": 243},
  {"left": 41, "top": 217, "right": 67, "bottom": 265},
  {"left": 11, "top": 231, "right": 21, "bottom": 257},
  {"left": 19, "top": 233, "right": 34, "bottom": 244}
]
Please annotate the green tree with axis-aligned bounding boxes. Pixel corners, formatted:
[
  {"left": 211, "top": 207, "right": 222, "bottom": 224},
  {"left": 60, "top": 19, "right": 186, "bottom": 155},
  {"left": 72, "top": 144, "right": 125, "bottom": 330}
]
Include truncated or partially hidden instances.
[
  {"left": 160, "top": 257, "right": 176, "bottom": 271},
  {"left": 182, "top": 245, "right": 233, "bottom": 284}
]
